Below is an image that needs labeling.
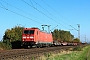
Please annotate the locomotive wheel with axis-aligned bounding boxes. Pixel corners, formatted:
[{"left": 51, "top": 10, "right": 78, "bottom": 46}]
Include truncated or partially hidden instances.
[
  {"left": 27, "top": 46, "right": 32, "bottom": 48},
  {"left": 23, "top": 45, "right": 28, "bottom": 49},
  {"left": 36, "top": 44, "right": 42, "bottom": 48},
  {"left": 23, "top": 45, "right": 32, "bottom": 49}
]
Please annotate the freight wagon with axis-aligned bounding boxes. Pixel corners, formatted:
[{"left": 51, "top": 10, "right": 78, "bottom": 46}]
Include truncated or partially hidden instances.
[{"left": 22, "top": 28, "right": 53, "bottom": 48}]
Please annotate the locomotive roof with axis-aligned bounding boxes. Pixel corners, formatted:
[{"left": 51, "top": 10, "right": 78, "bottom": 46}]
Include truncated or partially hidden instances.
[
  {"left": 24, "top": 27, "right": 39, "bottom": 29},
  {"left": 24, "top": 27, "right": 51, "bottom": 34}
]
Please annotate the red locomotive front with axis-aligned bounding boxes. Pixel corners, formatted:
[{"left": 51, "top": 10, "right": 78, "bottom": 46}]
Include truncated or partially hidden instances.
[{"left": 22, "top": 27, "right": 53, "bottom": 48}]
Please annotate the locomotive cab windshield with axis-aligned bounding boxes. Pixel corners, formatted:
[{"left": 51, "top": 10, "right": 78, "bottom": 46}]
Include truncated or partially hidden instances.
[{"left": 24, "top": 30, "right": 34, "bottom": 34}]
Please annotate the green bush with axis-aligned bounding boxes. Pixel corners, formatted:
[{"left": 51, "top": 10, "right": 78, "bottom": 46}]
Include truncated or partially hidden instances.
[
  {"left": 73, "top": 46, "right": 82, "bottom": 51},
  {"left": 0, "top": 40, "right": 12, "bottom": 50},
  {"left": 0, "top": 42, "right": 7, "bottom": 50}
]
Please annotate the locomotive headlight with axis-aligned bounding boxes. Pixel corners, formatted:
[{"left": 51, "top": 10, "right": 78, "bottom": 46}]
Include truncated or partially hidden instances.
[
  {"left": 23, "top": 37, "right": 26, "bottom": 38},
  {"left": 30, "top": 36, "right": 34, "bottom": 38},
  {"left": 27, "top": 37, "right": 29, "bottom": 38}
]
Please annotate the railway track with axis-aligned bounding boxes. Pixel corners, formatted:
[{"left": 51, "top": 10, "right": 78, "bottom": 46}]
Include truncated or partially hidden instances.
[{"left": 0, "top": 45, "right": 85, "bottom": 60}]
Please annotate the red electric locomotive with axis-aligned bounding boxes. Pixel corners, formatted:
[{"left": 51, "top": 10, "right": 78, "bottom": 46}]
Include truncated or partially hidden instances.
[{"left": 22, "top": 27, "right": 53, "bottom": 48}]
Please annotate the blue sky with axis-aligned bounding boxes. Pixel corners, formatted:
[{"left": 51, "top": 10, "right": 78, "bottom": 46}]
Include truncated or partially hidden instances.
[{"left": 0, "top": 0, "right": 90, "bottom": 42}]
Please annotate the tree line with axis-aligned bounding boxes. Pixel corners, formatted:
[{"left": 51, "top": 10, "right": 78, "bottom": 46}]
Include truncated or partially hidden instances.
[{"left": 52, "top": 29, "right": 74, "bottom": 42}]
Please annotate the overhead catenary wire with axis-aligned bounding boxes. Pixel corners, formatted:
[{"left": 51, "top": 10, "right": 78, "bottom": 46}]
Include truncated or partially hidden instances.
[
  {"left": 33, "top": 0, "right": 71, "bottom": 30},
  {"left": 1, "top": 0, "right": 74, "bottom": 30},
  {"left": 29, "top": 0, "right": 34, "bottom": 7},
  {"left": 42, "top": 0, "right": 71, "bottom": 23},
  {"left": 22, "top": 0, "right": 55, "bottom": 22},
  {"left": 29, "top": 0, "right": 54, "bottom": 25},
  {"left": 0, "top": 3, "right": 42, "bottom": 24},
  {"left": 22, "top": 0, "right": 69, "bottom": 29},
  {"left": 32, "top": 0, "right": 69, "bottom": 26},
  {"left": 0, "top": 0, "right": 55, "bottom": 25},
  {"left": 0, "top": 0, "right": 48, "bottom": 23},
  {"left": 69, "top": 25, "right": 78, "bottom": 31},
  {"left": 32, "top": 0, "right": 52, "bottom": 16},
  {"left": 0, "top": 1, "right": 7, "bottom": 10},
  {"left": 42, "top": 0, "right": 77, "bottom": 30},
  {"left": 1, "top": 0, "right": 70, "bottom": 30}
]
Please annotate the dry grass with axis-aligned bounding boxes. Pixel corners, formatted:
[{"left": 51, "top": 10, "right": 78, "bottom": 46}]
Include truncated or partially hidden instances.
[{"left": 37, "top": 49, "right": 73, "bottom": 60}]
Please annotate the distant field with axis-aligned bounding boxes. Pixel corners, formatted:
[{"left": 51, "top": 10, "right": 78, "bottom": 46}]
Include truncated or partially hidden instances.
[{"left": 39, "top": 45, "right": 90, "bottom": 60}]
